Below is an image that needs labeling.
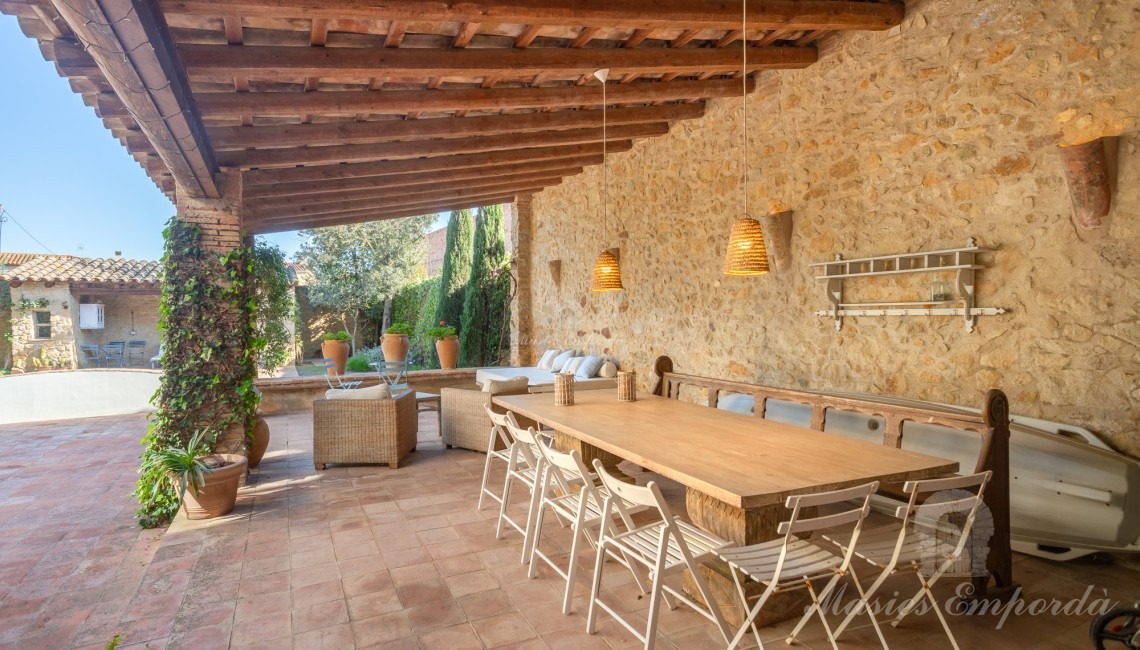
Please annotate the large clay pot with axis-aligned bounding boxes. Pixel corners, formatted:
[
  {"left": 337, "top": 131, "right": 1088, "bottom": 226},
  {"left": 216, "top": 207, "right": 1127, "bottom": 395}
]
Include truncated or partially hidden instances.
[
  {"left": 248, "top": 412, "right": 270, "bottom": 469},
  {"left": 321, "top": 340, "right": 350, "bottom": 375},
  {"left": 381, "top": 334, "right": 409, "bottom": 363},
  {"left": 436, "top": 336, "right": 460, "bottom": 369},
  {"left": 180, "top": 454, "right": 247, "bottom": 519}
]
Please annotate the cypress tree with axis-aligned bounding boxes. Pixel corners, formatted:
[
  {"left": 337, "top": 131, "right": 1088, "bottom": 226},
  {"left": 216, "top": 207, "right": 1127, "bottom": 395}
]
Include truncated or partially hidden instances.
[
  {"left": 434, "top": 209, "right": 474, "bottom": 335},
  {"left": 459, "top": 205, "right": 509, "bottom": 367}
]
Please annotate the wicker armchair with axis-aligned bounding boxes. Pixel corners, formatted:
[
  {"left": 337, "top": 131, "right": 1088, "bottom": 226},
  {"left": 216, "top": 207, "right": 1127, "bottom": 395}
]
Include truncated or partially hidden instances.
[
  {"left": 313, "top": 390, "right": 418, "bottom": 469},
  {"left": 441, "top": 386, "right": 535, "bottom": 452}
]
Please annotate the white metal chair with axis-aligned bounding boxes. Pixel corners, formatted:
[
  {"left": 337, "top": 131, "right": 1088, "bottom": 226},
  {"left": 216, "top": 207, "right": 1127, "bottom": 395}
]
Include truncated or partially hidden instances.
[
  {"left": 374, "top": 360, "right": 409, "bottom": 392},
  {"left": 528, "top": 438, "right": 646, "bottom": 615},
  {"left": 322, "top": 357, "right": 363, "bottom": 390},
  {"left": 495, "top": 421, "right": 547, "bottom": 563},
  {"left": 715, "top": 481, "right": 879, "bottom": 650},
  {"left": 823, "top": 471, "right": 993, "bottom": 650},
  {"left": 477, "top": 406, "right": 520, "bottom": 511},
  {"left": 586, "top": 459, "right": 732, "bottom": 650}
]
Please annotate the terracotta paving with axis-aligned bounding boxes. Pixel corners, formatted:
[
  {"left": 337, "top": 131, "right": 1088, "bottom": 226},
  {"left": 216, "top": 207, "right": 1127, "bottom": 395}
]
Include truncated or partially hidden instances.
[{"left": 0, "top": 411, "right": 1136, "bottom": 649}]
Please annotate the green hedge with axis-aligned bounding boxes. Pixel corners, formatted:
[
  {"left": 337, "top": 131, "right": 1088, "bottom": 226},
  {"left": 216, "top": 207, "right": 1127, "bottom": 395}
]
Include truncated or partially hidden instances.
[{"left": 392, "top": 276, "right": 441, "bottom": 370}]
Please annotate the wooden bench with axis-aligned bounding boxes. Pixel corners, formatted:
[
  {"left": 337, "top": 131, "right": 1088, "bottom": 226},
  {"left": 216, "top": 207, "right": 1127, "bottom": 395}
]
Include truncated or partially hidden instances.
[{"left": 651, "top": 355, "right": 1015, "bottom": 598}]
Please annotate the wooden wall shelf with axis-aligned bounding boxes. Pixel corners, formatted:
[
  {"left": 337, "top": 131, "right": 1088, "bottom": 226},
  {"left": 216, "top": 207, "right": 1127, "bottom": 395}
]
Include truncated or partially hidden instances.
[{"left": 811, "top": 238, "right": 1006, "bottom": 333}]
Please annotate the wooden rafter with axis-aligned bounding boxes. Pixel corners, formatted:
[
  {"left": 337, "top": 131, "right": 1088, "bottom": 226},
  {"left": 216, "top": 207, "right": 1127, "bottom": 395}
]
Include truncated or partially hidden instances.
[
  {"left": 244, "top": 156, "right": 601, "bottom": 198},
  {"left": 242, "top": 142, "right": 632, "bottom": 185},
  {"left": 249, "top": 195, "right": 517, "bottom": 233},
  {"left": 217, "top": 122, "right": 667, "bottom": 168},
  {"left": 178, "top": 43, "right": 816, "bottom": 80},
  {"left": 192, "top": 77, "right": 754, "bottom": 118},
  {"left": 208, "top": 103, "right": 703, "bottom": 150},
  {"left": 159, "top": 1, "right": 906, "bottom": 31}
]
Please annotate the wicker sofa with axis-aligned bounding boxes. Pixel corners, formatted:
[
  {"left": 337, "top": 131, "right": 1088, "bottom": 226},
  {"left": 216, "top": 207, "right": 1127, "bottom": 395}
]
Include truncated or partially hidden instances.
[
  {"left": 441, "top": 386, "right": 537, "bottom": 452},
  {"left": 313, "top": 389, "right": 418, "bottom": 469}
]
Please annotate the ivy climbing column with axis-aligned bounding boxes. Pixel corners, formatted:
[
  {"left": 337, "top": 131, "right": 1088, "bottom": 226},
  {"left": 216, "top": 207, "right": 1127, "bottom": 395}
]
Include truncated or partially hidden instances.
[{"left": 163, "top": 169, "right": 256, "bottom": 456}]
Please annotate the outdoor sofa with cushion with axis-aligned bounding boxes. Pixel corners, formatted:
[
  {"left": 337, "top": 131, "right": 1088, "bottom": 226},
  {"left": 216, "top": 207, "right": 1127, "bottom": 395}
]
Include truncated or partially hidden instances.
[
  {"left": 441, "top": 377, "right": 539, "bottom": 452},
  {"left": 312, "top": 385, "right": 418, "bottom": 469},
  {"left": 473, "top": 349, "right": 620, "bottom": 393}
]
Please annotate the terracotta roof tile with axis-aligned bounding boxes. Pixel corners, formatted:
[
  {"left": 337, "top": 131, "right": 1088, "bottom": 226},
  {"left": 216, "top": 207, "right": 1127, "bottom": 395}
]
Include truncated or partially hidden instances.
[
  {"left": 0, "top": 252, "right": 54, "bottom": 268},
  {"left": 285, "top": 261, "right": 314, "bottom": 286},
  {"left": 0, "top": 255, "right": 161, "bottom": 284}
]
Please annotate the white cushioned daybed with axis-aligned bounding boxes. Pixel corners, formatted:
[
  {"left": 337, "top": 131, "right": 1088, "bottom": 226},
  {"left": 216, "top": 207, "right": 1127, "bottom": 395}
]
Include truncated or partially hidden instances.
[{"left": 474, "top": 349, "right": 619, "bottom": 393}]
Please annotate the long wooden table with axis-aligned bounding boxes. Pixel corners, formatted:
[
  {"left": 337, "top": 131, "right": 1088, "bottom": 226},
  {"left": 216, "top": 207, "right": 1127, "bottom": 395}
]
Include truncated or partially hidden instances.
[{"left": 494, "top": 390, "right": 959, "bottom": 626}]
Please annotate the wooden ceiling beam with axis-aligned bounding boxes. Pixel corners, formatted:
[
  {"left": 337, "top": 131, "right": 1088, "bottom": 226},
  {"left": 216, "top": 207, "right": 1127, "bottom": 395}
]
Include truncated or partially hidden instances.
[
  {"left": 196, "top": 76, "right": 753, "bottom": 117},
  {"left": 243, "top": 140, "right": 631, "bottom": 185},
  {"left": 246, "top": 168, "right": 582, "bottom": 209},
  {"left": 249, "top": 196, "right": 517, "bottom": 233},
  {"left": 51, "top": 0, "right": 219, "bottom": 197},
  {"left": 216, "top": 122, "right": 666, "bottom": 168},
  {"left": 244, "top": 156, "right": 599, "bottom": 198},
  {"left": 178, "top": 44, "right": 816, "bottom": 80},
  {"left": 246, "top": 178, "right": 559, "bottom": 219},
  {"left": 158, "top": 1, "right": 905, "bottom": 31},
  {"left": 208, "top": 103, "right": 702, "bottom": 150}
]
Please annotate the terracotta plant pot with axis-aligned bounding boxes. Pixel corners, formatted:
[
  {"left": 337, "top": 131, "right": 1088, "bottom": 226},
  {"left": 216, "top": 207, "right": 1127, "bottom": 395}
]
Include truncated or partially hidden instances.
[
  {"left": 381, "top": 334, "right": 409, "bottom": 363},
  {"left": 321, "top": 339, "right": 350, "bottom": 375},
  {"left": 248, "top": 412, "right": 270, "bottom": 469},
  {"left": 436, "top": 336, "right": 460, "bottom": 369},
  {"left": 180, "top": 454, "right": 247, "bottom": 519}
]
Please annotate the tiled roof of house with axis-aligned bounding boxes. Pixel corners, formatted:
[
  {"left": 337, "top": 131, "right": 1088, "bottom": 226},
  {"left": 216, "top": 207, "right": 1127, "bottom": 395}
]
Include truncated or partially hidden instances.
[
  {"left": 0, "top": 252, "right": 54, "bottom": 268},
  {"left": 0, "top": 255, "right": 161, "bottom": 284},
  {"left": 285, "top": 261, "right": 315, "bottom": 286}
]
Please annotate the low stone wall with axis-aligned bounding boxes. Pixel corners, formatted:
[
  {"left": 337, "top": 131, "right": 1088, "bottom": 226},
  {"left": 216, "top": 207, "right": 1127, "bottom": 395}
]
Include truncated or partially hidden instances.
[
  {"left": 0, "top": 369, "right": 160, "bottom": 424},
  {"left": 256, "top": 368, "right": 478, "bottom": 414}
]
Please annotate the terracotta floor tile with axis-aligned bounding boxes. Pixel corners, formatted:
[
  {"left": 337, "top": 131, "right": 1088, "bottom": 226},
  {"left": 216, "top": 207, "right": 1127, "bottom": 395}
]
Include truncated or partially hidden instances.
[
  {"left": 346, "top": 589, "right": 403, "bottom": 620},
  {"left": 419, "top": 622, "right": 483, "bottom": 650},
  {"left": 292, "top": 599, "right": 349, "bottom": 634},
  {"left": 341, "top": 571, "right": 394, "bottom": 598},
  {"left": 350, "top": 610, "right": 414, "bottom": 647},
  {"left": 457, "top": 590, "right": 517, "bottom": 621},
  {"left": 291, "top": 622, "right": 355, "bottom": 650},
  {"left": 471, "top": 611, "right": 538, "bottom": 647},
  {"left": 230, "top": 603, "right": 293, "bottom": 646},
  {"left": 446, "top": 569, "right": 500, "bottom": 598}
]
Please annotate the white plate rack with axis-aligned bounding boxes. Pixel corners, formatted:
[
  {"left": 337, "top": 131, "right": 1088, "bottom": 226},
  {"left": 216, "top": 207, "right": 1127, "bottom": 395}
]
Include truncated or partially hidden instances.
[{"left": 811, "top": 238, "right": 1006, "bottom": 333}]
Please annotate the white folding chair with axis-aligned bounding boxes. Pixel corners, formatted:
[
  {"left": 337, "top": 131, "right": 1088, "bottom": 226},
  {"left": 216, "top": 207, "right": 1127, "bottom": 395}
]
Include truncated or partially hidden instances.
[
  {"left": 823, "top": 471, "right": 992, "bottom": 650},
  {"left": 477, "top": 406, "right": 520, "bottom": 511},
  {"left": 495, "top": 421, "right": 547, "bottom": 563},
  {"left": 528, "top": 438, "right": 647, "bottom": 614},
  {"left": 322, "top": 357, "right": 363, "bottom": 390},
  {"left": 586, "top": 459, "right": 732, "bottom": 650},
  {"left": 375, "top": 360, "right": 409, "bottom": 392},
  {"left": 715, "top": 481, "right": 879, "bottom": 650}
]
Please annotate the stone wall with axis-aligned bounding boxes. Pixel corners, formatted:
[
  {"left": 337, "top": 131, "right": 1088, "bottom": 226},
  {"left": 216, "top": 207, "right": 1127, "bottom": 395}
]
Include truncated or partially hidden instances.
[
  {"left": 8, "top": 284, "right": 78, "bottom": 371},
  {"left": 520, "top": 0, "right": 1140, "bottom": 457}
]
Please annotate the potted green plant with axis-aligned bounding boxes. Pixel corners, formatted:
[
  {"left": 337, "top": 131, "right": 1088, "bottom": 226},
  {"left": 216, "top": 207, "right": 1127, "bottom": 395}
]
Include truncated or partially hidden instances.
[
  {"left": 381, "top": 322, "right": 413, "bottom": 364},
  {"left": 427, "top": 321, "right": 459, "bottom": 369},
  {"left": 141, "top": 429, "right": 248, "bottom": 520},
  {"left": 248, "top": 388, "right": 270, "bottom": 469},
  {"left": 321, "top": 331, "right": 351, "bottom": 375}
]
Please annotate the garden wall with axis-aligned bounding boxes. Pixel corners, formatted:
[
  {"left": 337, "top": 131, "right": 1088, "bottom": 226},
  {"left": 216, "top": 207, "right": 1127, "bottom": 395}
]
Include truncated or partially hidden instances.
[{"left": 517, "top": 0, "right": 1140, "bottom": 457}]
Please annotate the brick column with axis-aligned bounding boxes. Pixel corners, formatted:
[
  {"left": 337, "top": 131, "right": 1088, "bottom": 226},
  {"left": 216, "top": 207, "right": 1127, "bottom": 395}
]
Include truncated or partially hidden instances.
[
  {"left": 171, "top": 170, "right": 251, "bottom": 454},
  {"left": 510, "top": 194, "right": 534, "bottom": 367}
]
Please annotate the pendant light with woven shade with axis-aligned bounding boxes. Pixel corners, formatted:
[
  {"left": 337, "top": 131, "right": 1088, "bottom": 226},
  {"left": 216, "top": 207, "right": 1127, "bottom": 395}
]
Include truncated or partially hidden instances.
[
  {"left": 723, "top": 0, "right": 771, "bottom": 276},
  {"left": 591, "top": 68, "right": 624, "bottom": 292}
]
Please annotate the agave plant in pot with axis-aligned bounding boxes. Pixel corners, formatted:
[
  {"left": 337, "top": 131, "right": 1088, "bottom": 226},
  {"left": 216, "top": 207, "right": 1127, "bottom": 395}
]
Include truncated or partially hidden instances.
[
  {"left": 427, "top": 321, "right": 459, "bottom": 369},
  {"left": 142, "top": 429, "right": 248, "bottom": 520}
]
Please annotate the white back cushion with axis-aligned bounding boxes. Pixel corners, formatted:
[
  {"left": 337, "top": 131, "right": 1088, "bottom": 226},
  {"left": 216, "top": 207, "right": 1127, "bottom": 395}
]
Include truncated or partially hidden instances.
[
  {"left": 550, "top": 350, "right": 575, "bottom": 372},
  {"left": 562, "top": 356, "right": 587, "bottom": 375},
  {"left": 482, "top": 376, "right": 531, "bottom": 394},
  {"left": 536, "top": 349, "right": 560, "bottom": 370},
  {"left": 597, "top": 361, "right": 618, "bottom": 378},
  {"left": 575, "top": 355, "right": 605, "bottom": 379}
]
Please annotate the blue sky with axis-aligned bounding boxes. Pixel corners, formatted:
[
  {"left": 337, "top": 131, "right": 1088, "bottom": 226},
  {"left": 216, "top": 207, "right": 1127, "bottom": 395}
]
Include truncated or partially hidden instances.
[{"left": 0, "top": 15, "right": 443, "bottom": 262}]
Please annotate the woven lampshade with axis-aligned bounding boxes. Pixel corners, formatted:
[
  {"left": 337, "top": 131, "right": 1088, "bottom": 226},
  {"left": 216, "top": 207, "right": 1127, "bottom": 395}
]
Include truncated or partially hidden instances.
[
  {"left": 723, "top": 216, "right": 770, "bottom": 276},
  {"left": 591, "top": 250, "right": 624, "bottom": 291}
]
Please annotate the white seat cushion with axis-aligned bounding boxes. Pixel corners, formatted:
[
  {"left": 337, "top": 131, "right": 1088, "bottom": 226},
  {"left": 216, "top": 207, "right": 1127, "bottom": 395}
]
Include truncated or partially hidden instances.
[{"left": 325, "top": 384, "right": 391, "bottom": 400}]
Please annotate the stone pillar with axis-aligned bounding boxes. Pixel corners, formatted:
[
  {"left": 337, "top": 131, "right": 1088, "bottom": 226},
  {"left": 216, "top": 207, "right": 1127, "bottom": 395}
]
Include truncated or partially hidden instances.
[
  {"left": 510, "top": 194, "right": 534, "bottom": 367},
  {"left": 170, "top": 169, "right": 252, "bottom": 454}
]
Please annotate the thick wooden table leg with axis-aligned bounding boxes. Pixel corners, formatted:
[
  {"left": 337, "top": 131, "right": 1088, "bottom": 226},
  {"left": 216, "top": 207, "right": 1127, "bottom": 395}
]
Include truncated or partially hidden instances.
[
  {"left": 684, "top": 489, "right": 809, "bottom": 628},
  {"left": 550, "top": 431, "right": 636, "bottom": 483}
]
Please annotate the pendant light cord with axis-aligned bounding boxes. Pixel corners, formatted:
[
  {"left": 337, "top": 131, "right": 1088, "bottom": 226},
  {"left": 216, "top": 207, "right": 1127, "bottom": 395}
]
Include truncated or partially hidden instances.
[
  {"left": 602, "top": 77, "right": 608, "bottom": 241},
  {"left": 742, "top": 0, "right": 749, "bottom": 220}
]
